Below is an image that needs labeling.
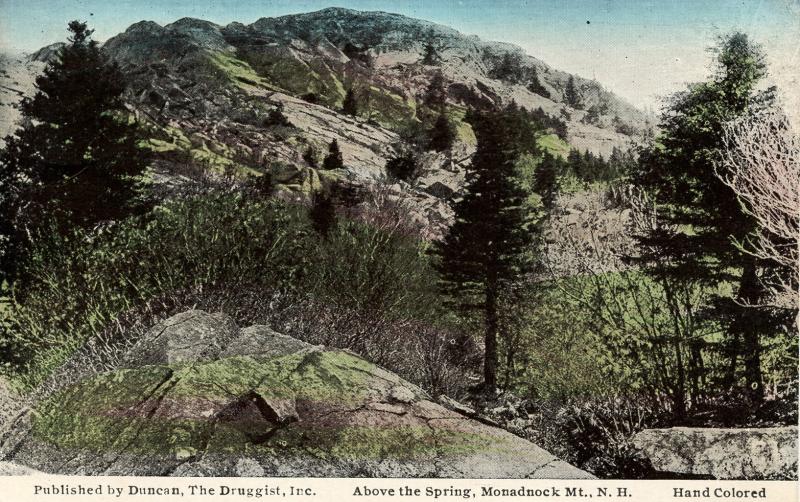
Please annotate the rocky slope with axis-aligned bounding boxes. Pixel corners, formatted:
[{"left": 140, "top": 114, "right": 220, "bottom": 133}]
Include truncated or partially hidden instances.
[
  {"left": 0, "top": 310, "right": 593, "bottom": 478},
  {"left": 0, "top": 8, "right": 653, "bottom": 240},
  {"left": 2, "top": 9, "right": 648, "bottom": 190}
]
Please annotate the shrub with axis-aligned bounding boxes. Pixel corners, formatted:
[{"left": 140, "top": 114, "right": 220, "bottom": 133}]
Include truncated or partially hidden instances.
[
  {"left": 385, "top": 151, "right": 418, "bottom": 182},
  {"left": 1, "top": 193, "right": 312, "bottom": 388},
  {"left": 529, "top": 396, "right": 659, "bottom": 479},
  {"left": 263, "top": 104, "right": 293, "bottom": 128}
]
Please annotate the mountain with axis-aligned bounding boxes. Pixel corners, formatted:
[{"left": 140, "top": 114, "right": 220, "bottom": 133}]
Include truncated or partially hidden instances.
[{"left": 1, "top": 8, "right": 652, "bottom": 234}]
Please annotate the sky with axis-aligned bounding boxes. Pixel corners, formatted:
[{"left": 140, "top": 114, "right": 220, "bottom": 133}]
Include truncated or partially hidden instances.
[{"left": 1, "top": 0, "right": 798, "bottom": 117}]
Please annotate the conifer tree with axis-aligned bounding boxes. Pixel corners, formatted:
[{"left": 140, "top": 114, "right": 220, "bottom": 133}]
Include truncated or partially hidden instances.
[
  {"left": 634, "top": 32, "right": 782, "bottom": 405},
  {"left": 322, "top": 139, "right": 344, "bottom": 170},
  {"left": 534, "top": 153, "right": 560, "bottom": 210},
  {"left": 526, "top": 67, "right": 549, "bottom": 98},
  {"left": 423, "top": 71, "right": 448, "bottom": 111},
  {"left": 303, "top": 146, "right": 318, "bottom": 168},
  {"left": 342, "top": 88, "right": 358, "bottom": 116},
  {"left": 421, "top": 30, "right": 441, "bottom": 65},
  {"left": 564, "top": 75, "right": 582, "bottom": 109},
  {"left": 0, "top": 21, "right": 147, "bottom": 283},
  {"left": 432, "top": 106, "right": 536, "bottom": 391},
  {"left": 310, "top": 191, "right": 337, "bottom": 239},
  {"left": 428, "top": 113, "right": 455, "bottom": 152}
]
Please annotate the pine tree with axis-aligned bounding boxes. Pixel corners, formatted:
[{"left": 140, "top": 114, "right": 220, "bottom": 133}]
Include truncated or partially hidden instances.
[
  {"left": 534, "top": 153, "right": 560, "bottom": 210},
  {"left": 321, "top": 140, "right": 344, "bottom": 170},
  {"left": 421, "top": 30, "right": 441, "bottom": 65},
  {"left": 0, "top": 21, "right": 147, "bottom": 283},
  {"left": 564, "top": 75, "right": 582, "bottom": 109},
  {"left": 303, "top": 146, "right": 318, "bottom": 168},
  {"left": 633, "top": 32, "right": 781, "bottom": 406},
  {"left": 526, "top": 67, "right": 550, "bottom": 98},
  {"left": 428, "top": 113, "right": 455, "bottom": 152},
  {"left": 310, "top": 192, "right": 337, "bottom": 239},
  {"left": 385, "top": 149, "right": 418, "bottom": 182},
  {"left": 342, "top": 88, "right": 358, "bottom": 116},
  {"left": 432, "top": 106, "right": 536, "bottom": 391},
  {"left": 423, "top": 71, "right": 448, "bottom": 111}
]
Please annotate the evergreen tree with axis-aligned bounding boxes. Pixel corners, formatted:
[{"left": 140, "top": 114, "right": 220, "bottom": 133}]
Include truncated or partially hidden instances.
[
  {"left": 0, "top": 21, "right": 147, "bottom": 283},
  {"left": 310, "top": 191, "right": 337, "bottom": 239},
  {"left": 322, "top": 140, "right": 344, "bottom": 170},
  {"left": 526, "top": 67, "right": 550, "bottom": 98},
  {"left": 385, "top": 149, "right": 418, "bottom": 182},
  {"left": 303, "top": 146, "right": 318, "bottom": 168},
  {"left": 423, "top": 71, "right": 448, "bottom": 111},
  {"left": 428, "top": 113, "right": 455, "bottom": 152},
  {"left": 489, "top": 52, "right": 524, "bottom": 84},
  {"left": 534, "top": 153, "right": 560, "bottom": 210},
  {"left": 432, "top": 107, "right": 536, "bottom": 391},
  {"left": 342, "top": 88, "right": 358, "bottom": 116},
  {"left": 633, "top": 32, "right": 780, "bottom": 405},
  {"left": 264, "top": 103, "right": 293, "bottom": 127},
  {"left": 564, "top": 75, "right": 582, "bottom": 109},
  {"left": 421, "top": 30, "right": 441, "bottom": 65}
]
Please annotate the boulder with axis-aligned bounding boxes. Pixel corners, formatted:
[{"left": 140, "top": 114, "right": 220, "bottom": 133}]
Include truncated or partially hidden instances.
[
  {"left": 633, "top": 427, "right": 798, "bottom": 480},
  {"left": 0, "top": 310, "right": 593, "bottom": 479},
  {"left": 123, "top": 310, "right": 239, "bottom": 366}
]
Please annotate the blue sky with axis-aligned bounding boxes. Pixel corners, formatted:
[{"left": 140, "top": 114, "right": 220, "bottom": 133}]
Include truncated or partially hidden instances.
[{"left": 1, "top": 0, "right": 798, "bottom": 115}]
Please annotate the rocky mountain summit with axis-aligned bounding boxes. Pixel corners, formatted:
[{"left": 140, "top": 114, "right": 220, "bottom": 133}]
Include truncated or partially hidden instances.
[
  {"left": 1, "top": 8, "right": 649, "bottom": 220},
  {"left": 0, "top": 310, "right": 593, "bottom": 478}
]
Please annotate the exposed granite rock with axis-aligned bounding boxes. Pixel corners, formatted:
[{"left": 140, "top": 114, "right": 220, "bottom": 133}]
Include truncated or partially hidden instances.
[
  {"left": 0, "top": 310, "right": 593, "bottom": 479},
  {"left": 633, "top": 427, "right": 798, "bottom": 480}
]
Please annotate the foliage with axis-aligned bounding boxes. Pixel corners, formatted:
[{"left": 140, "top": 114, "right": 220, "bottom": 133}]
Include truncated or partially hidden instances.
[
  {"left": 263, "top": 103, "right": 293, "bottom": 128},
  {"left": 342, "top": 88, "right": 358, "bottom": 116},
  {"left": 633, "top": 32, "right": 785, "bottom": 405},
  {"left": 302, "top": 146, "right": 318, "bottom": 168},
  {"left": 432, "top": 105, "right": 539, "bottom": 390},
  {"left": 564, "top": 75, "right": 582, "bottom": 109},
  {"left": 533, "top": 153, "right": 561, "bottom": 211},
  {"left": 0, "top": 194, "right": 311, "bottom": 387},
  {"left": 488, "top": 52, "right": 526, "bottom": 84},
  {"left": 423, "top": 71, "right": 448, "bottom": 111},
  {"left": 0, "top": 21, "right": 149, "bottom": 284},
  {"left": 322, "top": 139, "right": 344, "bottom": 170},
  {"left": 564, "top": 147, "right": 633, "bottom": 183},
  {"left": 385, "top": 149, "right": 418, "bottom": 182},
  {"left": 527, "top": 67, "right": 550, "bottom": 98},
  {"left": 428, "top": 113, "right": 456, "bottom": 152},
  {"left": 309, "top": 191, "right": 337, "bottom": 239},
  {"left": 718, "top": 109, "right": 799, "bottom": 310}
]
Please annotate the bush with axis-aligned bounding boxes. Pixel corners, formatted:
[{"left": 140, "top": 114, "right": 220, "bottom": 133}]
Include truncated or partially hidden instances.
[
  {"left": 263, "top": 104, "right": 293, "bottom": 128},
  {"left": 2, "top": 185, "right": 470, "bottom": 397},
  {"left": 385, "top": 151, "right": 418, "bottom": 182},
  {"left": 529, "top": 396, "right": 660, "bottom": 479},
  {"left": 2, "top": 194, "right": 311, "bottom": 388}
]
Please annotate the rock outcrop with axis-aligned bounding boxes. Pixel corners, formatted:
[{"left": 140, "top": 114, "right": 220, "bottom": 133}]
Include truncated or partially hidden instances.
[
  {"left": 633, "top": 427, "right": 798, "bottom": 480},
  {"left": 0, "top": 311, "right": 592, "bottom": 478}
]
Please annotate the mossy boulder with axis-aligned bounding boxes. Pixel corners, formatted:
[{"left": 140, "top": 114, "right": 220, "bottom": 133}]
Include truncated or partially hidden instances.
[{"left": 1, "top": 311, "right": 592, "bottom": 478}]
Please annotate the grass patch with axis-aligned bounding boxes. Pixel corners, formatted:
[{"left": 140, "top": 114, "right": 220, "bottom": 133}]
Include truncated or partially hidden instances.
[{"left": 537, "top": 133, "right": 570, "bottom": 159}]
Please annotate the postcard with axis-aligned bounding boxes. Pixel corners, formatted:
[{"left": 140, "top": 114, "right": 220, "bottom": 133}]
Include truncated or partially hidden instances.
[{"left": 0, "top": 1, "right": 797, "bottom": 500}]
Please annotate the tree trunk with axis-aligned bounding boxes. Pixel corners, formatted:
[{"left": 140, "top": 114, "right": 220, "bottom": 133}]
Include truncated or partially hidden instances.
[
  {"left": 484, "top": 281, "right": 499, "bottom": 392},
  {"left": 672, "top": 336, "right": 688, "bottom": 421},
  {"left": 737, "top": 258, "right": 764, "bottom": 405}
]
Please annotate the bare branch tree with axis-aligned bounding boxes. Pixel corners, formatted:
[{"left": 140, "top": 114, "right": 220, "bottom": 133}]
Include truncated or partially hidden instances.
[{"left": 718, "top": 110, "right": 800, "bottom": 310}]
